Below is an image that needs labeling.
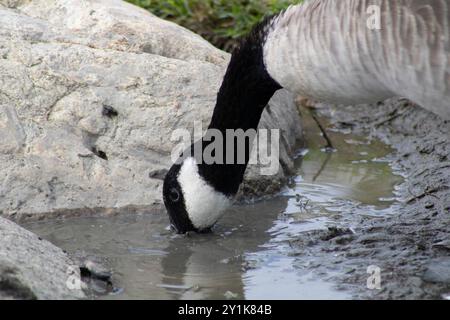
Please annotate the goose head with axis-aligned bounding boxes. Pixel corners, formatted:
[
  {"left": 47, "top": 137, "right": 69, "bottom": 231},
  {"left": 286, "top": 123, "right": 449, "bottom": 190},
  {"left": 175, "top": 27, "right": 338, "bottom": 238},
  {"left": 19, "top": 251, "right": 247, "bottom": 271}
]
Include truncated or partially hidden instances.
[{"left": 163, "top": 156, "right": 233, "bottom": 234}]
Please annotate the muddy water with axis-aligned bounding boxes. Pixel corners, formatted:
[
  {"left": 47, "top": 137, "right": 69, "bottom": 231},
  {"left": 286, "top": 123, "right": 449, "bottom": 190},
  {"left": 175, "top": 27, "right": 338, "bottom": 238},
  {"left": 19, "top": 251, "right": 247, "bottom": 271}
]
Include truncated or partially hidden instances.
[{"left": 23, "top": 112, "right": 403, "bottom": 300}]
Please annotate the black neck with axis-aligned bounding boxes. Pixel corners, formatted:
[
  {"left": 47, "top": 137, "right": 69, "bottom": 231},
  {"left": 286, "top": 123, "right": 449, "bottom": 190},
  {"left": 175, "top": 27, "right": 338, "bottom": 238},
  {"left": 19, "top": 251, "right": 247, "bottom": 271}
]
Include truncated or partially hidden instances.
[
  {"left": 197, "top": 16, "right": 282, "bottom": 196},
  {"left": 208, "top": 19, "right": 281, "bottom": 132}
]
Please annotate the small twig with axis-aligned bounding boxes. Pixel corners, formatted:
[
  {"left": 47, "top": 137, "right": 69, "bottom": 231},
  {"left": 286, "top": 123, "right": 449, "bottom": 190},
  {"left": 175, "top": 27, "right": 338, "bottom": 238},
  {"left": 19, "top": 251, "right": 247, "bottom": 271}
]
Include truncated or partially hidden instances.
[
  {"left": 374, "top": 104, "right": 409, "bottom": 128},
  {"left": 411, "top": 163, "right": 450, "bottom": 179},
  {"left": 310, "top": 111, "right": 335, "bottom": 151},
  {"left": 406, "top": 186, "right": 448, "bottom": 204},
  {"left": 313, "top": 152, "right": 332, "bottom": 182}
]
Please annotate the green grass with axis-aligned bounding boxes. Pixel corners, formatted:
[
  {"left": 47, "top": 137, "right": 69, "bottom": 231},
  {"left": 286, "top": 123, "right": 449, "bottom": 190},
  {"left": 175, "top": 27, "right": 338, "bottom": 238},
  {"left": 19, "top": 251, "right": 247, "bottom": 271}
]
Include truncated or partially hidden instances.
[{"left": 127, "top": 0, "right": 302, "bottom": 52}]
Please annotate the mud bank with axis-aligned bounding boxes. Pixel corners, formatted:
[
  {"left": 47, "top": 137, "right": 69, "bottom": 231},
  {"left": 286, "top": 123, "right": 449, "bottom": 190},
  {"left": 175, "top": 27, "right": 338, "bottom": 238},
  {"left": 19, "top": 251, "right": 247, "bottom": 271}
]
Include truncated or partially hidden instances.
[{"left": 295, "top": 98, "right": 450, "bottom": 299}]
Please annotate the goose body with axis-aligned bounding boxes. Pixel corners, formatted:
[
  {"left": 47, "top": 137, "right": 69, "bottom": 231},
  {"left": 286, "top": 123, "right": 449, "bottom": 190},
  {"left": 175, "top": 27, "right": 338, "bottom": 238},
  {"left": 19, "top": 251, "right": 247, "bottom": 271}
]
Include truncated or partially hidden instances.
[
  {"left": 265, "top": 0, "right": 450, "bottom": 117},
  {"left": 163, "top": 0, "right": 450, "bottom": 233}
]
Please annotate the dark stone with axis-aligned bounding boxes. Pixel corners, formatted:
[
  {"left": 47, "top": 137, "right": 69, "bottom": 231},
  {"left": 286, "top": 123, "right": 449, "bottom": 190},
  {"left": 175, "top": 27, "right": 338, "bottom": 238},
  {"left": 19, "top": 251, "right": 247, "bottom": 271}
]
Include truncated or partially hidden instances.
[{"left": 102, "top": 105, "right": 118, "bottom": 118}]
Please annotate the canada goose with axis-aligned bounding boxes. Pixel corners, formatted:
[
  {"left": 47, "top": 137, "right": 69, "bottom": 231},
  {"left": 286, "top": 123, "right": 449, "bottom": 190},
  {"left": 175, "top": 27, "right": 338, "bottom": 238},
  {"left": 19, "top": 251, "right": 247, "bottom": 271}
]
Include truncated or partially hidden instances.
[{"left": 163, "top": 0, "right": 450, "bottom": 233}]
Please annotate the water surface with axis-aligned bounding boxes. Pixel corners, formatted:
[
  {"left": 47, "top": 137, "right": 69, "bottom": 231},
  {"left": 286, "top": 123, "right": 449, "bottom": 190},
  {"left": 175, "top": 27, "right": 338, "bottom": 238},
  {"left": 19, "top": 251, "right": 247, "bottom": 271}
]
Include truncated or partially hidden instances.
[{"left": 24, "top": 111, "right": 403, "bottom": 300}]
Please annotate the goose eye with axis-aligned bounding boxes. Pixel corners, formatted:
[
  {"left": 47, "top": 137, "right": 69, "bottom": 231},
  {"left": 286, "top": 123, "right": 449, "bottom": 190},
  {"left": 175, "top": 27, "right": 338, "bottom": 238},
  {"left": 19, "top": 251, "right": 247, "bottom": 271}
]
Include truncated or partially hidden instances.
[{"left": 169, "top": 188, "right": 180, "bottom": 202}]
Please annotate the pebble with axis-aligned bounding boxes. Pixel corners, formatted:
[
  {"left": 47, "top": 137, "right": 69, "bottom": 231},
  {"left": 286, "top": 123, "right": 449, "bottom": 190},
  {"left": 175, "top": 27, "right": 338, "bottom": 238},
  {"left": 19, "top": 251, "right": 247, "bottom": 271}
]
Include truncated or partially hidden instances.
[
  {"left": 432, "top": 240, "right": 450, "bottom": 251},
  {"left": 224, "top": 291, "right": 239, "bottom": 299},
  {"left": 82, "top": 260, "right": 112, "bottom": 282}
]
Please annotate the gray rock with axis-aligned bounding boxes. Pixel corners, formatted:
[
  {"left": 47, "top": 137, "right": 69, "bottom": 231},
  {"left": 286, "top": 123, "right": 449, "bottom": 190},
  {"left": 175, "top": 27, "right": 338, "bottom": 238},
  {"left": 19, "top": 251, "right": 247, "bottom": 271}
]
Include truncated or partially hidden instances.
[
  {"left": 422, "top": 258, "right": 450, "bottom": 284},
  {"left": 0, "top": 216, "right": 86, "bottom": 299},
  {"left": 0, "top": 0, "right": 302, "bottom": 218}
]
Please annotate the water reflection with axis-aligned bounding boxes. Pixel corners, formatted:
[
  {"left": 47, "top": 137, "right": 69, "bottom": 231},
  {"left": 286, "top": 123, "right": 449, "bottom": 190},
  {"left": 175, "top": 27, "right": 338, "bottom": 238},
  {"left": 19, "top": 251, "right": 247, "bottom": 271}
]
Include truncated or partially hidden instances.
[
  {"left": 159, "top": 199, "right": 286, "bottom": 299},
  {"left": 287, "top": 108, "right": 403, "bottom": 217}
]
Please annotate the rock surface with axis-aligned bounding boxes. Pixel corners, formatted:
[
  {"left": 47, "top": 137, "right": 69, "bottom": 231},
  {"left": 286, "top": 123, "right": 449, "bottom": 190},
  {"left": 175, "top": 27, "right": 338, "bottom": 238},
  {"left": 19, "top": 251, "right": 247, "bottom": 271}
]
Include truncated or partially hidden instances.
[
  {"left": 0, "top": 216, "right": 85, "bottom": 299},
  {"left": 0, "top": 0, "right": 302, "bottom": 218}
]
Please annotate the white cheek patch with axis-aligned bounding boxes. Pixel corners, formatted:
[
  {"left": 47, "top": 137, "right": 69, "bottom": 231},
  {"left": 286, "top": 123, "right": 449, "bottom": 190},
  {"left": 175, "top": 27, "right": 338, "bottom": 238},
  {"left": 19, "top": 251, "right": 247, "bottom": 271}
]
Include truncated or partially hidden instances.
[{"left": 177, "top": 157, "right": 232, "bottom": 230}]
